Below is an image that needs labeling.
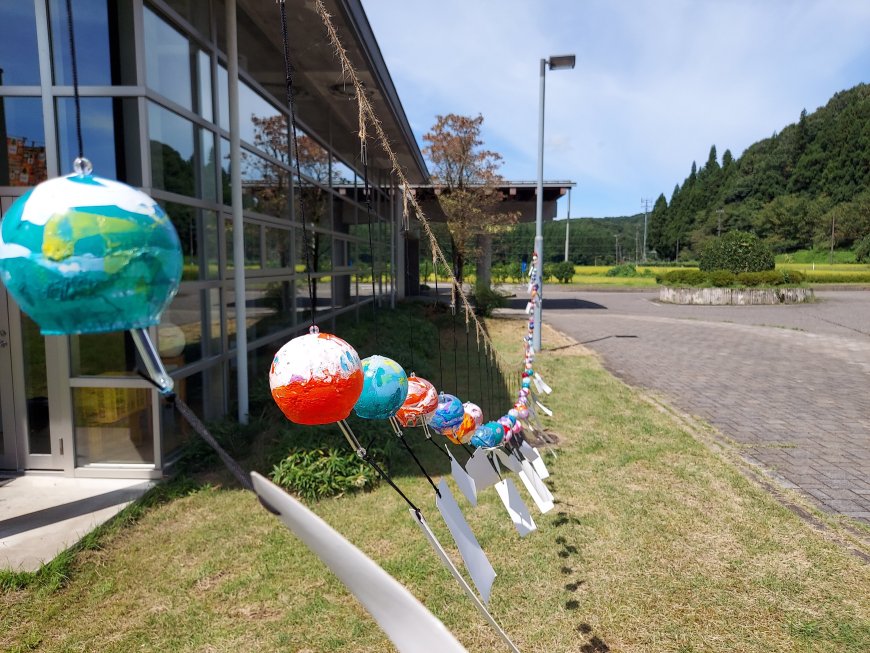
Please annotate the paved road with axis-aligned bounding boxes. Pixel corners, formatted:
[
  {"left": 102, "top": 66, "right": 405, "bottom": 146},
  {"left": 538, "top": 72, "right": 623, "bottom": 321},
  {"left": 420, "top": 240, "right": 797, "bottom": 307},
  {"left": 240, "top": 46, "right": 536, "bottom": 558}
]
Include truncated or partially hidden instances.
[{"left": 540, "top": 289, "right": 870, "bottom": 524}]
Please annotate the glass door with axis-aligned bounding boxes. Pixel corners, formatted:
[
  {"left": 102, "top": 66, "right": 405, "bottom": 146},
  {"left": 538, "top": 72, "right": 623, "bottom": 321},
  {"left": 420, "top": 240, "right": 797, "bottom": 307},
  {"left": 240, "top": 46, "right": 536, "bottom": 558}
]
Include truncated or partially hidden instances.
[
  {"left": 0, "top": 287, "right": 18, "bottom": 470},
  {"left": 0, "top": 194, "right": 68, "bottom": 471}
]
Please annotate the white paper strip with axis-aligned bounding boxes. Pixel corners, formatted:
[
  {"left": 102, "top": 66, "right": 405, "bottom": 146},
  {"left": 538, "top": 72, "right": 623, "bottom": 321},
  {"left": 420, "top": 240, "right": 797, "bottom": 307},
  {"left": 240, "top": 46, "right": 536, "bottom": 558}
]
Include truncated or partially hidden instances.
[
  {"left": 519, "top": 442, "right": 549, "bottom": 480},
  {"left": 517, "top": 461, "right": 554, "bottom": 513},
  {"left": 250, "top": 473, "right": 467, "bottom": 653},
  {"left": 448, "top": 449, "right": 477, "bottom": 506},
  {"left": 534, "top": 400, "right": 553, "bottom": 417},
  {"left": 532, "top": 375, "right": 546, "bottom": 395},
  {"left": 465, "top": 449, "right": 501, "bottom": 491},
  {"left": 533, "top": 372, "right": 552, "bottom": 395},
  {"left": 494, "top": 449, "right": 522, "bottom": 474},
  {"left": 435, "top": 480, "right": 495, "bottom": 604},
  {"left": 413, "top": 512, "right": 521, "bottom": 653},
  {"left": 494, "top": 478, "right": 536, "bottom": 537}
]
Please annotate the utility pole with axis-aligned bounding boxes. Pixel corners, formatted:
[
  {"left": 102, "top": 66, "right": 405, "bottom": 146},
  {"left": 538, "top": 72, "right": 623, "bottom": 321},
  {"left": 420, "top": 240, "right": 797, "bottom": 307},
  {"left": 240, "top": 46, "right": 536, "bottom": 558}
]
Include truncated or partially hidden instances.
[
  {"left": 614, "top": 234, "right": 620, "bottom": 264},
  {"left": 563, "top": 186, "right": 572, "bottom": 262},
  {"left": 640, "top": 197, "right": 652, "bottom": 262},
  {"left": 716, "top": 208, "right": 724, "bottom": 236},
  {"left": 830, "top": 214, "right": 836, "bottom": 265},
  {"left": 635, "top": 226, "right": 639, "bottom": 264}
]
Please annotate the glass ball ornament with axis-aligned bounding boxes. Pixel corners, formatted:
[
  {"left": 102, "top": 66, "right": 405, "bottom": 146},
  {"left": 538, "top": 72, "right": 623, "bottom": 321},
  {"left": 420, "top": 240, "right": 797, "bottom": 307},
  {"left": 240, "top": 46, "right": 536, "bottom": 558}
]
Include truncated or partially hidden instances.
[
  {"left": 0, "top": 164, "right": 182, "bottom": 334},
  {"left": 269, "top": 326, "right": 364, "bottom": 425},
  {"left": 395, "top": 374, "right": 438, "bottom": 427},
  {"left": 354, "top": 355, "right": 409, "bottom": 420}
]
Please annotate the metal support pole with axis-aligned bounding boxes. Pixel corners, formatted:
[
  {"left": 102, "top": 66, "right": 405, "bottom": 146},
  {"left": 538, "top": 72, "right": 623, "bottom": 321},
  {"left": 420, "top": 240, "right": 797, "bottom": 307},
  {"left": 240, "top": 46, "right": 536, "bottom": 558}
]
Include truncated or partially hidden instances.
[
  {"left": 227, "top": 0, "right": 248, "bottom": 424},
  {"left": 563, "top": 186, "right": 571, "bottom": 262},
  {"left": 533, "top": 58, "right": 546, "bottom": 353}
]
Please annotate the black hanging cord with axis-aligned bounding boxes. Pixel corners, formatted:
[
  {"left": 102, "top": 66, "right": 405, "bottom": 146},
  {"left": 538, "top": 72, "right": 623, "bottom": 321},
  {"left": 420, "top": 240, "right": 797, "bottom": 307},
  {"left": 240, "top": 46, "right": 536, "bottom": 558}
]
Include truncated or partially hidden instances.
[
  {"left": 433, "top": 260, "right": 444, "bottom": 390},
  {"left": 279, "top": 1, "right": 316, "bottom": 328},
  {"left": 65, "top": 0, "right": 84, "bottom": 160},
  {"left": 395, "top": 430, "right": 441, "bottom": 498},
  {"left": 136, "top": 371, "right": 252, "bottom": 491},
  {"left": 451, "top": 296, "right": 459, "bottom": 395},
  {"left": 465, "top": 316, "right": 471, "bottom": 400},
  {"left": 361, "top": 140, "right": 379, "bottom": 347},
  {"left": 403, "top": 232, "right": 415, "bottom": 370}
]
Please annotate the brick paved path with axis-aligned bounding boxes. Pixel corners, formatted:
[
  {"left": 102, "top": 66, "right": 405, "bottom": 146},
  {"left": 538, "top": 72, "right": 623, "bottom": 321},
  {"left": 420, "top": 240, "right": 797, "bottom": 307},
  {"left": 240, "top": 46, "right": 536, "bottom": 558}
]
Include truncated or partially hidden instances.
[{"left": 542, "top": 289, "right": 870, "bottom": 524}]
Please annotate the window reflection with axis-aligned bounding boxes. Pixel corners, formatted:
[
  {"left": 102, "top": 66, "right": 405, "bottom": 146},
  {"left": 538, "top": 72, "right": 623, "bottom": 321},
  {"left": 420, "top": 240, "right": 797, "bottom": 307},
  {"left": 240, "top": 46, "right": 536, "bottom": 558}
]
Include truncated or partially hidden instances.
[
  {"left": 0, "top": 3, "right": 40, "bottom": 85},
  {"left": 144, "top": 6, "right": 193, "bottom": 110},
  {"left": 57, "top": 97, "right": 119, "bottom": 178},
  {"left": 71, "top": 332, "right": 137, "bottom": 376},
  {"left": 49, "top": 0, "right": 117, "bottom": 86},
  {"left": 331, "top": 157, "right": 357, "bottom": 187},
  {"left": 0, "top": 97, "right": 46, "bottom": 186},
  {"left": 74, "top": 387, "right": 154, "bottom": 465},
  {"left": 218, "top": 66, "right": 283, "bottom": 147},
  {"left": 149, "top": 102, "right": 195, "bottom": 196}
]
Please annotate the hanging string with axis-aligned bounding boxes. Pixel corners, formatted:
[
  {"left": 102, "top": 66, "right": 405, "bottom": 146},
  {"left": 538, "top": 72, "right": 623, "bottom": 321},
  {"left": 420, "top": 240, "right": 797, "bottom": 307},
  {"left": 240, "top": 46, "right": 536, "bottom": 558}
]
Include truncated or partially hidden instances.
[
  {"left": 433, "top": 255, "right": 444, "bottom": 391},
  {"left": 451, "top": 293, "right": 459, "bottom": 395},
  {"left": 465, "top": 316, "right": 471, "bottom": 400},
  {"left": 404, "top": 230, "right": 415, "bottom": 371},
  {"left": 279, "top": 1, "right": 316, "bottom": 328},
  {"left": 361, "top": 140, "right": 379, "bottom": 346},
  {"left": 65, "top": 0, "right": 84, "bottom": 162}
]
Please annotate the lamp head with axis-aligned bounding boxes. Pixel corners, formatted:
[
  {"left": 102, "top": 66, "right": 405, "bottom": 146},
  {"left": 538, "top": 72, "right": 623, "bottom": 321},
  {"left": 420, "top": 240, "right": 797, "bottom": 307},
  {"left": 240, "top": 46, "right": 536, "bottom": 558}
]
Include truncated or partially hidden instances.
[{"left": 548, "top": 54, "right": 576, "bottom": 70}]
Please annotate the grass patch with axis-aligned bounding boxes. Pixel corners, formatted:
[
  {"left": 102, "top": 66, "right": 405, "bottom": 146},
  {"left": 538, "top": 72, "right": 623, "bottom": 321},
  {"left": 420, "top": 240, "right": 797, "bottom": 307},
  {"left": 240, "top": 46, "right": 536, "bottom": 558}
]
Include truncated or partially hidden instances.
[{"left": 3, "top": 315, "right": 869, "bottom": 652}]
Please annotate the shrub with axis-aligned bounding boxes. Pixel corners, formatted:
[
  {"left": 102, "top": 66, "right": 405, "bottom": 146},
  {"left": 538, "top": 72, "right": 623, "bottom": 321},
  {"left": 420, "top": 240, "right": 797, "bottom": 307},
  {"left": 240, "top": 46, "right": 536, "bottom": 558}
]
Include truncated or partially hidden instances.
[
  {"left": 606, "top": 263, "right": 640, "bottom": 277},
  {"left": 491, "top": 262, "right": 509, "bottom": 284},
  {"left": 699, "top": 231, "right": 775, "bottom": 273},
  {"left": 736, "top": 270, "right": 784, "bottom": 287},
  {"left": 271, "top": 448, "right": 380, "bottom": 501},
  {"left": 542, "top": 263, "right": 556, "bottom": 282},
  {"left": 779, "top": 269, "right": 805, "bottom": 284},
  {"left": 707, "top": 270, "right": 737, "bottom": 287},
  {"left": 552, "top": 261, "right": 575, "bottom": 283},
  {"left": 472, "top": 285, "right": 506, "bottom": 316},
  {"left": 855, "top": 234, "right": 870, "bottom": 263},
  {"left": 506, "top": 262, "right": 523, "bottom": 283},
  {"left": 659, "top": 269, "right": 709, "bottom": 286}
]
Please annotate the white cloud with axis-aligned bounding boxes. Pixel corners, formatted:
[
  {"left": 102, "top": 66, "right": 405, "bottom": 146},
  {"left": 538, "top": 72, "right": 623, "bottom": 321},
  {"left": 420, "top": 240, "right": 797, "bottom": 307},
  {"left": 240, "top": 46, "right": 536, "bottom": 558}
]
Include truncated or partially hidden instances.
[{"left": 363, "top": 0, "right": 870, "bottom": 216}]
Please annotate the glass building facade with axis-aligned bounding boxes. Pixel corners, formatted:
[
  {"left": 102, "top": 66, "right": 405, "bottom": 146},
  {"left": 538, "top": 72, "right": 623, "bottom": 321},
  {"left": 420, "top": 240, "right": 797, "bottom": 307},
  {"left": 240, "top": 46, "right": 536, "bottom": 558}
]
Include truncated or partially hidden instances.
[{"left": 0, "top": 0, "right": 426, "bottom": 478}]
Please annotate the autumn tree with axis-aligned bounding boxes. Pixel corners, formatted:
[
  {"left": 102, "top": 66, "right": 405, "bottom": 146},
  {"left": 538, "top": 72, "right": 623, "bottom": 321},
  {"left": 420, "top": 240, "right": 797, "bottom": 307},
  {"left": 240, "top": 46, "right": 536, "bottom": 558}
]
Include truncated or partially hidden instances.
[
  {"left": 247, "top": 114, "right": 330, "bottom": 308},
  {"left": 422, "top": 114, "right": 518, "bottom": 291}
]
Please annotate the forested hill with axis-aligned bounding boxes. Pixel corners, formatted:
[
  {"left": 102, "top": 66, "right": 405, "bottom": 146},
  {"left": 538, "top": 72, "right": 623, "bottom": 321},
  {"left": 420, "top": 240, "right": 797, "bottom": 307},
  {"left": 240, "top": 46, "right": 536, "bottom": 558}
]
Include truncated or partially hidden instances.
[{"left": 648, "top": 83, "right": 870, "bottom": 260}]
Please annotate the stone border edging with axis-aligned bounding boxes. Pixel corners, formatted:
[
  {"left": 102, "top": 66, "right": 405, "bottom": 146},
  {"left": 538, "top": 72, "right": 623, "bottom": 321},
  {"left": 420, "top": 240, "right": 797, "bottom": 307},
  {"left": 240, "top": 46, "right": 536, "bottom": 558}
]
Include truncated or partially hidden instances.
[{"left": 659, "top": 286, "right": 815, "bottom": 305}]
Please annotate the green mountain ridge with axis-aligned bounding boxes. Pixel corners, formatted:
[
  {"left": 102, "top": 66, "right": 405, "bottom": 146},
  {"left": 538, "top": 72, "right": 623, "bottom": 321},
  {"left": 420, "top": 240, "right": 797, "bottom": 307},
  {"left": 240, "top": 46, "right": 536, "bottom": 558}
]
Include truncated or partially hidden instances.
[{"left": 645, "top": 82, "right": 870, "bottom": 260}]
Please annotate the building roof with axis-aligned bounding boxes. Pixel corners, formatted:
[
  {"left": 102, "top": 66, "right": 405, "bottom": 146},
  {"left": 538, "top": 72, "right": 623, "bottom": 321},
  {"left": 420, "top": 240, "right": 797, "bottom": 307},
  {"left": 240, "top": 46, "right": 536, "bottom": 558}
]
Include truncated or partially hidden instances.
[
  {"left": 411, "top": 182, "right": 576, "bottom": 222},
  {"left": 235, "top": 0, "right": 428, "bottom": 183}
]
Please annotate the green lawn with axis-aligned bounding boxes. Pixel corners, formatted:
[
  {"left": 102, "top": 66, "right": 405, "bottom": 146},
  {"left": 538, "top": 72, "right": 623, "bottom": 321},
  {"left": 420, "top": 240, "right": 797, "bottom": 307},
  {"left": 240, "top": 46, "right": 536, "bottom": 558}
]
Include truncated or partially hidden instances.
[{"left": 2, "top": 315, "right": 869, "bottom": 652}]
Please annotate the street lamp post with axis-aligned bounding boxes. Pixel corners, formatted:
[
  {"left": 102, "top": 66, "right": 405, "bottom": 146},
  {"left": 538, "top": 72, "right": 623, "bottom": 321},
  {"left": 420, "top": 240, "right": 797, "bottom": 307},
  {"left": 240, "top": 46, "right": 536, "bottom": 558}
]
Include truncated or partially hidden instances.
[{"left": 534, "top": 53, "right": 575, "bottom": 353}]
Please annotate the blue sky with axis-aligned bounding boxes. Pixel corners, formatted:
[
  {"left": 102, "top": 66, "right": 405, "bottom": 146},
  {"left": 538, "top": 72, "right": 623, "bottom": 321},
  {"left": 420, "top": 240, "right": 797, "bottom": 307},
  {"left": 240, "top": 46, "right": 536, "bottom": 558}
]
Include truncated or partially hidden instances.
[{"left": 362, "top": 0, "right": 870, "bottom": 218}]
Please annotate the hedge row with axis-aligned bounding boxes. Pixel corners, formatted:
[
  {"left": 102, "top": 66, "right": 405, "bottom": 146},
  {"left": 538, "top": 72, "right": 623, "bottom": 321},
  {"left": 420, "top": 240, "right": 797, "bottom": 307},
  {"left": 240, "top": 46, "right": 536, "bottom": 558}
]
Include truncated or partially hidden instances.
[{"left": 657, "top": 269, "right": 805, "bottom": 288}]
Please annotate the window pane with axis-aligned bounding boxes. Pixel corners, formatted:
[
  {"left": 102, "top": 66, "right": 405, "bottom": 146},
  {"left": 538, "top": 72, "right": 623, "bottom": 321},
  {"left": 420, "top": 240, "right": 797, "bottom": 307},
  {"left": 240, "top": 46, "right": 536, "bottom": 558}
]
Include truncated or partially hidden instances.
[
  {"left": 200, "top": 128, "right": 218, "bottom": 200},
  {"left": 264, "top": 227, "right": 291, "bottom": 268},
  {"left": 49, "top": 0, "right": 112, "bottom": 85},
  {"left": 161, "top": 0, "right": 211, "bottom": 40},
  {"left": 71, "top": 332, "right": 138, "bottom": 376},
  {"left": 0, "top": 98, "right": 47, "bottom": 186},
  {"left": 332, "top": 158, "right": 356, "bottom": 187},
  {"left": 57, "top": 97, "right": 118, "bottom": 178},
  {"left": 144, "top": 6, "right": 193, "bottom": 110},
  {"left": 197, "top": 51, "right": 213, "bottom": 123},
  {"left": 224, "top": 219, "right": 261, "bottom": 271},
  {"left": 149, "top": 102, "right": 195, "bottom": 196},
  {"left": 0, "top": 3, "right": 40, "bottom": 84},
  {"left": 74, "top": 387, "right": 154, "bottom": 465}
]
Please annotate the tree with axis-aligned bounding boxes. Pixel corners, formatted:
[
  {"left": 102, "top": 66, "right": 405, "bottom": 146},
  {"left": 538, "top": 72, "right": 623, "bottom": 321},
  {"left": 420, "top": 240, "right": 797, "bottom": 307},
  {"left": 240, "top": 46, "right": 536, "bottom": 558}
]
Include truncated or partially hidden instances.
[
  {"left": 422, "top": 114, "right": 518, "bottom": 290},
  {"left": 247, "top": 114, "right": 330, "bottom": 309}
]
